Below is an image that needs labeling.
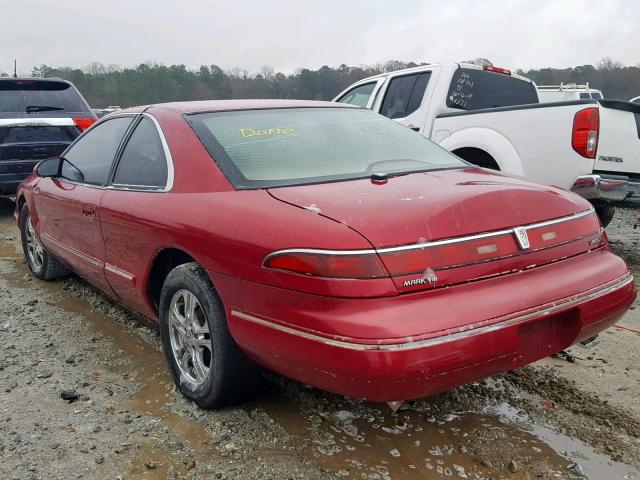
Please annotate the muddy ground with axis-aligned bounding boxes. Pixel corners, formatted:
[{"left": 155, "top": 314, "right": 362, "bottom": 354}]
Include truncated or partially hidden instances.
[{"left": 0, "top": 198, "right": 639, "bottom": 480}]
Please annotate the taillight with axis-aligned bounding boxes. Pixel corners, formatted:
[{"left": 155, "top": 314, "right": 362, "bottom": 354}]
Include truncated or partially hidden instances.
[
  {"left": 73, "top": 117, "right": 97, "bottom": 132},
  {"left": 263, "top": 251, "right": 389, "bottom": 279},
  {"left": 572, "top": 108, "right": 599, "bottom": 158},
  {"left": 379, "top": 211, "right": 601, "bottom": 278},
  {"left": 483, "top": 65, "right": 511, "bottom": 75},
  {"left": 264, "top": 211, "right": 601, "bottom": 286},
  {"left": 379, "top": 234, "right": 519, "bottom": 276}
]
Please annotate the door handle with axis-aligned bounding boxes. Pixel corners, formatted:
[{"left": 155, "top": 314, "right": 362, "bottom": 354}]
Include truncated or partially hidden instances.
[
  {"left": 82, "top": 204, "right": 96, "bottom": 220},
  {"left": 407, "top": 124, "right": 420, "bottom": 132}
]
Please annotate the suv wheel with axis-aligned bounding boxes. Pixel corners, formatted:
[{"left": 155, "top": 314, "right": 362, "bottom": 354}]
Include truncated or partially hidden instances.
[{"left": 159, "top": 262, "right": 260, "bottom": 409}]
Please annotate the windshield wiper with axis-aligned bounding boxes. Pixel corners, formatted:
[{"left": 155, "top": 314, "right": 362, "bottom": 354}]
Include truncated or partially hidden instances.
[{"left": 26, "top": 105, "right": 65, "bottom": 113}]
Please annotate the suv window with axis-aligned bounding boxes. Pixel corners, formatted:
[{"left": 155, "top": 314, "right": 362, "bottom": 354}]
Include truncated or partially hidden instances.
[
  {"left": 113, "top": 117, "right": 168, "bottom": 188},
  {"left": 380, "top": 72, "right": 431, "bottom": 119},
  {"left": 61, "top": 117, "right": 133, "bottom": 185},
  {"left": 579, "top": 92, "right": 590, "bottom": 99},
  {"left": 0, "top": 80, "right": 90, "bottom": 114},
  {"left": 336, "top": 82, "right": 376, "bottom": 108},
  {"left": 446, "top": 68, "right": 538, "bottom": 110}
]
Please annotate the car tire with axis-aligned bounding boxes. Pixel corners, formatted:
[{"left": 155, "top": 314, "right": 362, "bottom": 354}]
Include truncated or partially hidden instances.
[
  {"left": 19, "top": 204, "right": 69, "bottom": 280},
  {"left": 591, "top": 200, "right": 615, "bottom": 228},
  {"left": 159, "top": 262, "right": 261, "bottom": 409}
]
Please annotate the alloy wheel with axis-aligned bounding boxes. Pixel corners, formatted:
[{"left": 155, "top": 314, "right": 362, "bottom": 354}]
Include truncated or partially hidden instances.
[
  {"left": 168, "top": 289, "right": 212, "bottom": 385},
  {"left": 25, "top": 215, "right": 44, "bottom": 271}
]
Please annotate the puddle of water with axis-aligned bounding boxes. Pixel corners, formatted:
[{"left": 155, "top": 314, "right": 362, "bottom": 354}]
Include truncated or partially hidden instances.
[
  {"left": 265, "top": 395, "right": 639, "bottom": 480},
  {"left": 264, "top": 398, "right": 568, "bottom": 479},
  {"left": 489, "top": 401, "right": 638, "bottom": 480}
]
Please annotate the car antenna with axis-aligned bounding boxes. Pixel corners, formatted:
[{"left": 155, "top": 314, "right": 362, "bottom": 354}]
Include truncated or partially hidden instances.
[{"left": 13, "top": 59, "right": 17, "bottom": 78}]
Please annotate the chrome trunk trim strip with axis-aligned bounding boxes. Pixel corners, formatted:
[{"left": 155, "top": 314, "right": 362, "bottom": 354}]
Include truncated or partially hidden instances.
[{"left": 263, "top": 208, "right": 595, "bottom": 261}]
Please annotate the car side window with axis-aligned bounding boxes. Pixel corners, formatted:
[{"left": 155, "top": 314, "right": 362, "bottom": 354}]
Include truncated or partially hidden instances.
[
  {"left": 336, "top": 82, "right": 377, "bottom": 108},
  {"left": 61, "top": 116, "right": 133, "bottom": 185},
  {"left": 112, "top": 117, "right": 168, "bottom": 189},
  {"left": 380, "top": 72, "right": 431, "bottom": 119}
]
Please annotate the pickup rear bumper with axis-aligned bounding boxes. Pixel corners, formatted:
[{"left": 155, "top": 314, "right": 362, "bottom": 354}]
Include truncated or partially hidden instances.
[{"left": 571, "top": 174, "right": 638, "bottom": 202}]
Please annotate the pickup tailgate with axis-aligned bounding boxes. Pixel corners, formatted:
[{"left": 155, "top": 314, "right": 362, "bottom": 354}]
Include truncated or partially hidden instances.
[{"left": 593, "top": 100, "right": 640, "bottom": 176}]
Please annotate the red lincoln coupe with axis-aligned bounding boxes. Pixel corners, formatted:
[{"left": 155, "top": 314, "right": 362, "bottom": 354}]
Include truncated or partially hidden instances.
[{"left": 15, "top": 100, "right": 635, "bottom": 409}]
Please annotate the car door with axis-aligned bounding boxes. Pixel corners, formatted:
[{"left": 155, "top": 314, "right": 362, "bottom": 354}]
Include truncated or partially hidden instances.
[
  {"left": 34, "top": 115, "right": 135, "bottom": 293},
  {"left": 100, "top": 114, "right": 172, "bottom": 313}
]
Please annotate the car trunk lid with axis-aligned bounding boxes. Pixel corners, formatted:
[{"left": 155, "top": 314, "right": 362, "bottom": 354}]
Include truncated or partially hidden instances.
[{"left": 267, "top": 168, "right": 604, "bottom": 292}]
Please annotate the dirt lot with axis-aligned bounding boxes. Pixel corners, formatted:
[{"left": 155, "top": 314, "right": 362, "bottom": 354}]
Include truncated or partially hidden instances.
[{"left": 1, "top": 198, "right": 639, "bottom": 480}]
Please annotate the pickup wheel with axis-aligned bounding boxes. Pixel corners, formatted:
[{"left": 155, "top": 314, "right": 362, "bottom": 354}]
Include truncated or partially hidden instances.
[
  {"left": 591, "top": 200, "right": 615, "bottom": 228},
  {"left": 452, "top": 148, "right": 500, "bottom": 171},
  {"left": 19, "top": 204, "right": 69, "bottom": 280},
  {"left": 158, "top": 262, "right": 261, "bottom": 409}
]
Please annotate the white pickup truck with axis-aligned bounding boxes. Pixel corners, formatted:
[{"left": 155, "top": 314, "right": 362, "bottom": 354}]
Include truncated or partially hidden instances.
[{"left": 334, "top": 62, "right": 640, "bottom": 226}]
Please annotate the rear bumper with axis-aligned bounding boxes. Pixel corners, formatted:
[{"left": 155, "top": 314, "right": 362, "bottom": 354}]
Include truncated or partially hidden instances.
[
  {"left": 0, "top": 160, "right": 37, "bottom": 195},
  {"left": 214, "top": 250, "right": 635, "bottom": 402},
  {"left": 571, "top": 174, "right": 639, "bottom": 202}
]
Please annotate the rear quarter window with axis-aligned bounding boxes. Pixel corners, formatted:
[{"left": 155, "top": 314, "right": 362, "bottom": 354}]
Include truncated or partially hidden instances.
[
  {"left": 0, "top": 80, "right": 89, "bottom": 115},
  {"left": 446, "top": 68, "right": 538, "bottom": 110}
]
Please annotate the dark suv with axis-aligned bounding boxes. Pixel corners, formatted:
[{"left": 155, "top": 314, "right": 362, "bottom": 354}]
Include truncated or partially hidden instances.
[{"left": 0, "top": 78, "right": 96, "bottom": 196}]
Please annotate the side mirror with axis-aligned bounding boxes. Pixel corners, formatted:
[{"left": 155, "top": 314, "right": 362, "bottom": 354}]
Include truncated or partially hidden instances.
[{"left": 36, "top": 157, "right": 62, "bottom": 178}]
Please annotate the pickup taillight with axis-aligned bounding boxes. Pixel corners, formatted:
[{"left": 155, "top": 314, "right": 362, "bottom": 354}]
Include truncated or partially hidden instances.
[{"left": 572, "top": 108, "right": 599, "bottom": 158}]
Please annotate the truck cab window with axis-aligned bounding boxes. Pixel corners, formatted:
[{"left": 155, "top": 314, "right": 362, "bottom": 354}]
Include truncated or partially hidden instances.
[
  {"left": 336, "top": 83, "right": 376, "bottom": 108},
  {"left": 446, "top": 68, "right": 538, "bottom": 110},
  {"left": 380, "top": 72, "right": 430, "bottom": 119}
]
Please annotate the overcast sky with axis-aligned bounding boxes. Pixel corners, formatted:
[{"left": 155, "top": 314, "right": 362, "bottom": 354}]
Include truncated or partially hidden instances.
[{"left": 2, "top": 0, "right": 639, "bottom": 75}]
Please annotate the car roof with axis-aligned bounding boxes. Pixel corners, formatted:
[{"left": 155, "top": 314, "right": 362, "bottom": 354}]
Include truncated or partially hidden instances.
[{"left": 136, "top": 99, "right": 357, "bottom": 114}]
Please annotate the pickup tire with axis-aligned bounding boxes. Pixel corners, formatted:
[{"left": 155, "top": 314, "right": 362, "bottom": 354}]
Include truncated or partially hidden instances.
[
  {"left": 591, "top": 200, "right": 615, "bottom": 228},
  {"left": 452, "top": 148, "right": 500, "bottom": 171}
]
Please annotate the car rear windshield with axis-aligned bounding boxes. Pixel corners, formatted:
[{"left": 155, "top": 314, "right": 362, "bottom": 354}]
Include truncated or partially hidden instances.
[
  {"left": 446, "top": 68, "right": 539, "bottom": 110},
  {"left": 188, "top": 107, "right": 466, "bottom": 189},
  {"left": 0, "top": 80, "right": 89, "bottom": 114}
]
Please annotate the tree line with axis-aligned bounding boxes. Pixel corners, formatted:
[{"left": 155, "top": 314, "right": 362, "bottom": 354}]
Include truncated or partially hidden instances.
[
  {"left": 2, "top": 57, "right": 637, "bottom": 108},
  {"left": 24, "top": 60, "right": 420, "bottom": 108},
  {"left": 517, "top": 58, "right": 640, "bottom": 101}
]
